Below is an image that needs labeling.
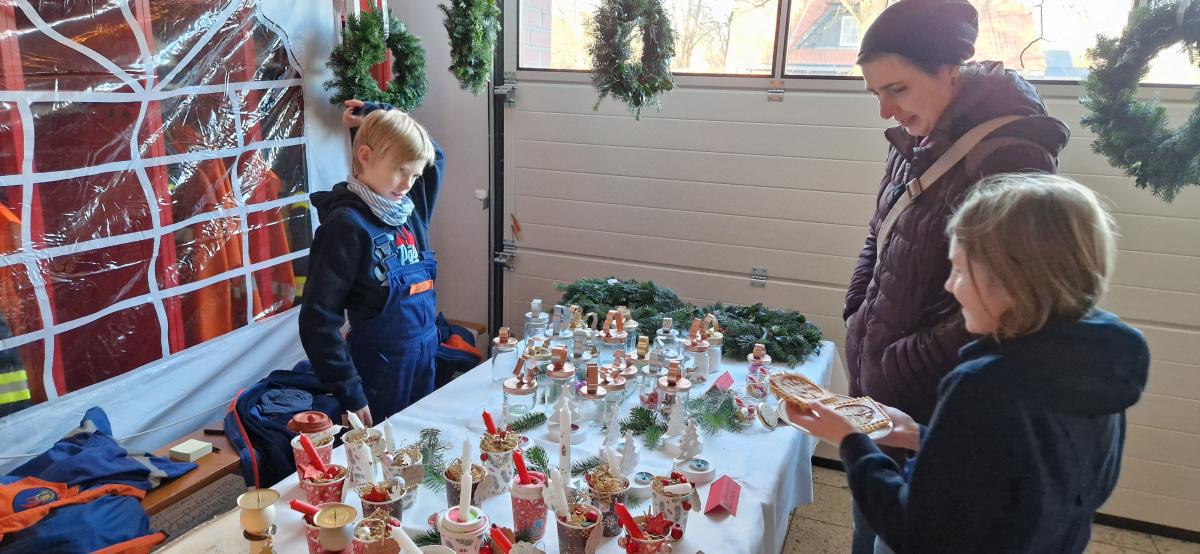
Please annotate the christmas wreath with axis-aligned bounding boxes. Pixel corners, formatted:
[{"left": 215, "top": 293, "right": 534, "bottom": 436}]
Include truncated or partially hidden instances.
[
  {"left": 1081, "top": 0, "right": 1200, "bottom": 202},
  {"left": 588, "top": 0, "right": 676, "bottom": 119},
  {"left": 325, "top": 8, "right": 427, "bottom": 111},
  {"left": 440, "top": 0, "right": 502, "bottom": 95}
]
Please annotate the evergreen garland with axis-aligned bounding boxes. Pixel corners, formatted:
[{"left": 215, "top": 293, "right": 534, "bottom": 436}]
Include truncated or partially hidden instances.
[
  {"left": 413, "top": 528, "right": 441, "bottom": 546},
  {"left": 1081, "top": 0, "right": 1200, "bottom": 201},
  {"left": 557, "top": 278, "right": 822, "bottom": 366},
  {"left": 588, "top": 0, "right": 676, "bottom": 119},
  {"left": 439, "top": 0, "right": 502, "bottom": 94},
  {"left": 508, "top": 411, "right": 547, "bottom": 433},
  {"left": 324, "top": 8, "right": 427, "bottom": 111}
]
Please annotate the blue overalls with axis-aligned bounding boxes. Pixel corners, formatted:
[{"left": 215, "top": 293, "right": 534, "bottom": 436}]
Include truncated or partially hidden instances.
[{"left": 347, "top": 231, "right": 439, "bottom": 419}]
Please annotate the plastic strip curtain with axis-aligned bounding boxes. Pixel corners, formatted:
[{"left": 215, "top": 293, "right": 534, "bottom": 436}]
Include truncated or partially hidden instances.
[{"left": 0, "top": 0, "right": 312, "bottom": 417}]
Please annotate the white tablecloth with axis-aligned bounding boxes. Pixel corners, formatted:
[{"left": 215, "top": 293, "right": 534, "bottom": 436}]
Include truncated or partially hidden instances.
[{"left": 163, "top": 341, "right": 838, "bottom": 554}]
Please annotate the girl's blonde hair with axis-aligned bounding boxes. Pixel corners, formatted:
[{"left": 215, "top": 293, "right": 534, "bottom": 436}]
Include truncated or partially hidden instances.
[
  {"left": 351, "top": 109, "right": 435, "bottom": 176},
  {"left": 947, "top": 173, "right": 1117, "bottom": 339}
]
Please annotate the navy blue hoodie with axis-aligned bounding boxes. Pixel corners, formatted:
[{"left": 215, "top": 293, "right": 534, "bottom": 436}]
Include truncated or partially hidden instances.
[
  {"left": 840, "top": 310, "right": 1149, "bottom": 553},
  {"left": 298, "top": 103, "right": 445, "bottom": 411}
]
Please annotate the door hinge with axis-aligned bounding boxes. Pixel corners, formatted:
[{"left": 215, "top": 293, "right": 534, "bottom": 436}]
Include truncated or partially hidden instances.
[
  {"left": 751, "top": 267, "right": 768, "bottom": 288},
  {"left": 493, "top": 239, "right": 517, "bottom": 271},
  {"left": 493, "top": 71, "right": 517, "bottom": 107}
]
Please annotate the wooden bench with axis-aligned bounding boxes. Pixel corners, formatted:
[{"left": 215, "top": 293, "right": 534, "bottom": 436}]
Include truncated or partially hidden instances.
[{"left": 142, "top": 429, "right": 242, "bottom": 516}]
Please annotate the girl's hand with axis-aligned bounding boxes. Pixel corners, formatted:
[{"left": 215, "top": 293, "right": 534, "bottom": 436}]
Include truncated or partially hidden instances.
[
  {"left": 784, "top": 400, "right": 860, "bottom": 445},
  {"left": 876, "top": 404, "right": 921, "bottom": 452},
  {"left": 342, "top": 99, "right": 366, "bottom": 128}
]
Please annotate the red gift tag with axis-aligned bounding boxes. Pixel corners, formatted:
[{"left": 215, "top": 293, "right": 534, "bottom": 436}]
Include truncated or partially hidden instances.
[
  {"left": 703, "top": 475, "right": 741, "bottom": 516},
  {"left": 709, "top": 371, "right": 735, "bottom": 393}
]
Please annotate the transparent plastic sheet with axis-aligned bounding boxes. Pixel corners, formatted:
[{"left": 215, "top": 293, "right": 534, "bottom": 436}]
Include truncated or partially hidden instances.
[{"left": 0, "top": 0, "right": 345, "bottom": 466}]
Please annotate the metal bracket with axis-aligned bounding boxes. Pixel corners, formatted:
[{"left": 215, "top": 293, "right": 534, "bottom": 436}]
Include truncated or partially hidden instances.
[
  {"left": 493, "top": 71, "right": 517, "bottom": 107},
  {"left": 751, "top": 267, "right": 768, "bottom": 288},
  {"left": 493, "top": 239, "right": 517, "bottom": 271},
  {"left": 767, "top": 79, "right": 785, "bottom": 103}
]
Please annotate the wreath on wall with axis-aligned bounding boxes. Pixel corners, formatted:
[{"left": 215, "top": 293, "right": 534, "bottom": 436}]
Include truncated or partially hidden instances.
[
  {"left": 588, "top": 0, "right": 677, "bottom": 120},
  {"left": 324, "top": 7, "right": 427, "bottom": 111},
  {"left": 1081, "top": 0, "right": 1200, "bottom": 202},
  {"left": 440, "top": 0, "right": 502, "bottom": 95}
]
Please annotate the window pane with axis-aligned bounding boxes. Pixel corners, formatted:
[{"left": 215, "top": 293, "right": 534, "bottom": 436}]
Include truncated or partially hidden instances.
[
  {"left": 785, "top": 0, "right": 1200, "bottom": 85},
  {"left": 519, "top": 0, "right": 781, "bottom": 75}
]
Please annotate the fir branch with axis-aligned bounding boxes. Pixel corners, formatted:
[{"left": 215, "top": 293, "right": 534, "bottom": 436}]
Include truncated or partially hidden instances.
[
  {"left": 620, "top": 406, "right": 664, "bottom": 435},
  {"left": 571, "top": 455, "right": 603, "bottom": 476},
  {"left": 439, "top": 0, "right": 502, "bottom": 94},
  {"left": 687, "top": 390, "right": 749, "bottom": 436},
  {"left": 417, "top": 428, "right": 452, "bottom": 492},
  {"left": 642, "top": 425, "right": 665, "bottom": 450},
  {"left": 624, "top": 494, "right": 644, "bottom": 509},
  {"left": 412, "top": 528, "right": 441, "bottom": 546},
  {"left": 508, "top": 411, "right": 547, "bottom": 433},
  {"left": 524, "top": 445, "right": 551, "bottom": 476}
]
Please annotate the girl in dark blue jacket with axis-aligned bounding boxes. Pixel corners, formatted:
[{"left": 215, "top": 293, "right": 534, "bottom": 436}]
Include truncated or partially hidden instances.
[{"left": 791, "top": 173, "right": 1149, "bottom": 553}]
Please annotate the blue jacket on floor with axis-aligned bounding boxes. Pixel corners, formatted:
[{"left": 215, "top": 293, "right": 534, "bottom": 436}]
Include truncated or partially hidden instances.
[{"left": 840, "top": 310, "right": 1149, "bottom": 554}]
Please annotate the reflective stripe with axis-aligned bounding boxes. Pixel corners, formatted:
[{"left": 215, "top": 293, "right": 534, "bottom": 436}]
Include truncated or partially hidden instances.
[
  {"left": 0, "top": 388, "right": 31, "bottom": 404},
  {"left": 0, "top": 369, "right": 27, "bottom": 385}
]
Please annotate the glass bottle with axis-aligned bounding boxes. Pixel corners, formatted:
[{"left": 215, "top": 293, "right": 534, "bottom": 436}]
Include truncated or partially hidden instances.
[
  {"left": 542, "top": 304, "right": 573, "bottom": 351},
  {"left": 576, "top": 363, "right": 609, "bottom": 427},
  {"left": 523, "top": 299, "right": 549, "bottom": 342},
  {"left": 617, "top": 306, "right": 640, "bottom": 351},
  {"left": 681, "top": 318, "right": 710, "bottom": 383},
  {"left": 656, "top": 361, "right": 692, "bottom": 420},
  {"left": 704, "top": 313, "right": 724, "bottom": 375},
  {"left": 569, "top": 329, "right": 593, "bottom": 380},
  {"left": 490, "top": 327, "right": 519, "bottom": 383},
  {"left": 597, "top": 310, "right": 628, "bottom": 367},
  {"left": 542, "top": 346, "right": 576, "bottom": 408},
  {"left": 601, "top": 362, "right": 629, "bottom": 406},
  {"left": 502, "top": 362, "right": 538, "bottom": 415},
  {"left": 745, "top": 343, "right": 773, "bottom": 399},
  {"left": 655, "top": 317, "right": 681, "bottom": 359}
]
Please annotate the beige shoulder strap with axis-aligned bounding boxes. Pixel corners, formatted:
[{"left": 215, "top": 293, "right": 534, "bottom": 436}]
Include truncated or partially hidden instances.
[{"left": 874, "top": 115, "right": 1024, "bottom": 269}]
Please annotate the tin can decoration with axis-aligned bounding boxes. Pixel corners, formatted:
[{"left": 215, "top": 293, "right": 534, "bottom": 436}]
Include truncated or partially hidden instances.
[
  {"left": 477, "top": 427, "right": 521, "bottom": 499},
  {"left": 510, "top": 469, "right": 549, "bottom": 541},
  {"left": 555, "top": 503, "right": 602, "bottom": 554},
  {"left": 355, "top": 479, "right": 405, "bottom": 522},
  {"left": 381, "top": 447, "right": 423, "bottom": 510},
  {"left": 584, "top": 463, "right": 631, "bottom": 537},
  {"left": 351, "top": 508, "right": 403, "bottom": 554},
  {"left": 616, "top": 513, "right": 675, "bottom": 553},
  {"left": 650, "top": 473, "right": 699, "bottom": 542}
]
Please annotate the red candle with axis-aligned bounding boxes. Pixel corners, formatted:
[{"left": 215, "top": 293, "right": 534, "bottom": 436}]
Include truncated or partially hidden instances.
[
  {"left": 513, "top": 449, "right": 531, "bottom": 485},
  {"left": 482, "top": 410, "right": 498, "bottom": 435},
  {"left": 289, "top": 499, "right": 320, "bottom": 517},
  {"left": 489, "top": 524, "right": 513, "bottom": 553},
  {"left": 298, "top": 434, "right": 327, "bottom": 473},
  {"left": 615, "top": 502, "right": 645, "bottom": 540}
]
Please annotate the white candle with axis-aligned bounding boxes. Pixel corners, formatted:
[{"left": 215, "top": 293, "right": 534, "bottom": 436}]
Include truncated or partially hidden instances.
[
  {"left": 558, "top": 404, "right": 571, "bottom": 481},
  {"left": 391, "top": 525, "right": 421, "bottom": 554},
  {"left": 663, "top": 482, "right": 693, "bottom": 495},
  {"left": 549, "top": 468, "right": 570, "bottom": 514},
  {"left": 383, "top": 421, "right": 396, "bottom": 452},
  {"left": 458, "top": 439, "right": 472, "bottom": 521},
  {"left": 604, "top": 446, "right": 618, "bottom": 471},
  {"left": 347, "top": 411, "right": 365, "bottom": 431}
]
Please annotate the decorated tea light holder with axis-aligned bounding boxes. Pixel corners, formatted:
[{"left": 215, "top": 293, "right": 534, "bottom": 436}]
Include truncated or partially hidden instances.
[
  {"left": 381, "top": 447, "right": 423, "bottom": 510},
  {"left": 478, "top": 412, "right": 521, "bottom": 499},
  {"left": 650, "top": 474, "right": 700, "bottom": 542},
  {"left": 490, "top": 327, "right": 520, "bottom": 383}
]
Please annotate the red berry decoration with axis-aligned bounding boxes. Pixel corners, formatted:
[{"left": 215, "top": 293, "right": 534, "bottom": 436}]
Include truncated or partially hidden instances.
[
  {"left": 480, "top": 452, "right": 489, "bottom": 462},
  {"left": 681, "top": 501, "right": 692, "bottom": 511},
  {"left": 625, "top": 542, "right": 639, "bottom": 553},
  {"left": 585, "top": 510, "right": 599, "bottom": 523},
  {"left": 670, "top": 525, "right": 683, "bottom": 540},
  {"left": 479, "top": 545, "right": 493, "bottom": 554}
]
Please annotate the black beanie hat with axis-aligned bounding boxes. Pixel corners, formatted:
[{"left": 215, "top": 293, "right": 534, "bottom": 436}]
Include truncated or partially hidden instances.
[{"left": 857, "top": 0, "right": 979, "bottom": 67}]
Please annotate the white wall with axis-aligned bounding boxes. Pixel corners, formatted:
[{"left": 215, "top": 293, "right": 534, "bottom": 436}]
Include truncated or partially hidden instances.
[
  {"left": 389, "top": 0, "right": 491, "bottom": 328},
  {"left": 499, "top": 73, "right": 1200, "bottom": 531}
]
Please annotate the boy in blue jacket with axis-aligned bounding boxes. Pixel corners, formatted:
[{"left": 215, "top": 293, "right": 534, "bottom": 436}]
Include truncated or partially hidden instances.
[{"left": 300, "top": 100, "right": 445, "bottom": 426}]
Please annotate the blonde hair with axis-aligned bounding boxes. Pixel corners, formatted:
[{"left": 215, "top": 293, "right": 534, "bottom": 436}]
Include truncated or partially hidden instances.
[
  {"left": 351, "top": 110, "right": 435, "bottom": 177},
  {"left": 947, "top": 173, "right": 1117, "bottom": 339}
]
